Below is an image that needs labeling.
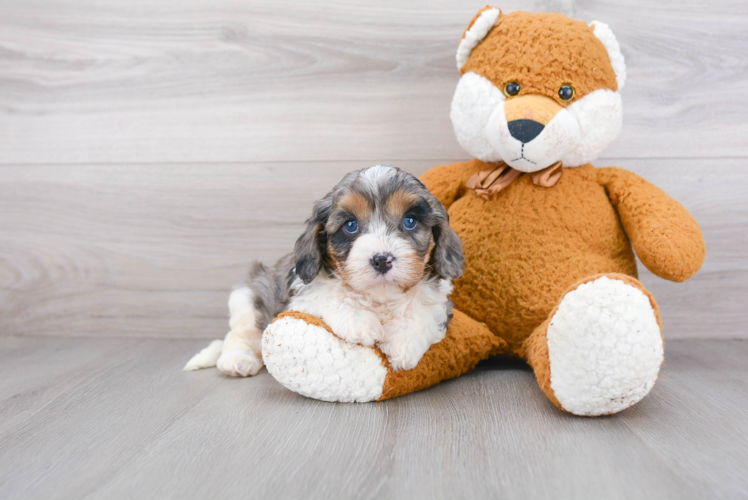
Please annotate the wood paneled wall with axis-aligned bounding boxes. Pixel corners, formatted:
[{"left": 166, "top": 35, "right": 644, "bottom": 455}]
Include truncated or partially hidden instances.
[{"left": 1, "top": 0, "right": 746, "bottom": 339}]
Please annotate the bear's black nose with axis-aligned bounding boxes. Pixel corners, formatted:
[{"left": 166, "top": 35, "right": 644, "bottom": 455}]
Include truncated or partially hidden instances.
[
  {"left": 507, "top": 119, "right": 545, "bottom": 143},
  {"left": 371, "top": 254, "right": 394, "bottom": 274}
]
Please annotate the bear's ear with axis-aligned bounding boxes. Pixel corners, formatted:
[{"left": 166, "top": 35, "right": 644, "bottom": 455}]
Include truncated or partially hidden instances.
[
  {"left": 589, "top": 21, "right": 627, "bottom": 90},
  {"left": 456, "top": 6, "right": 501, "bottom": 71}
]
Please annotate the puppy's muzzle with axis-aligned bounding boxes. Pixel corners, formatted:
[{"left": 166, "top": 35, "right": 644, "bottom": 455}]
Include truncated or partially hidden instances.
[{"left": 371, "top": 253, "right": 394, "bottom": 274}]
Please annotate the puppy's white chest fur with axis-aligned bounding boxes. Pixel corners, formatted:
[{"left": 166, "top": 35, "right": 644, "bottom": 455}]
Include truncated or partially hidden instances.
[{"left": 288, "top": 274, "right": 453, "bottom": 371}]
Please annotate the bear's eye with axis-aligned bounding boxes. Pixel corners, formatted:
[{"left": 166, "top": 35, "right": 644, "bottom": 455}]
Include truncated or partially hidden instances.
[
  {"left": 504, "top": 82, "right": 520, "bottom": 97},
  {"left": 558, "top": 84, "right": 575, "bottom": 102}
]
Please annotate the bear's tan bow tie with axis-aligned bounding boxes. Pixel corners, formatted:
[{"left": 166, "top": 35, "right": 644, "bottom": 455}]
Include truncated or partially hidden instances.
[{"left": 466, "top": 161, "right": 563, "bottom": 200}]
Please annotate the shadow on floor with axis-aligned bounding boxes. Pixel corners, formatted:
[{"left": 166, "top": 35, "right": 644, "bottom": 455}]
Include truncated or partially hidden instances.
[{"left": 474, "top": 354, "right": 532, "bottom": 372}]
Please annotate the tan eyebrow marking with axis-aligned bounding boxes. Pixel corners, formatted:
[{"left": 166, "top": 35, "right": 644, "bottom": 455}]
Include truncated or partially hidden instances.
[
  {"left": 337, "top": 191, "right": 371, "bottom": 220},
  {"left": 385, "top": 189, "right": 420, "bottom": 218}
]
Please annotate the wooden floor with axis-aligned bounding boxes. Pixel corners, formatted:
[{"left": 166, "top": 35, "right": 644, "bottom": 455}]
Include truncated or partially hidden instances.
[{"left": 1, "top": 336, "right": 746, "bottom": 500}]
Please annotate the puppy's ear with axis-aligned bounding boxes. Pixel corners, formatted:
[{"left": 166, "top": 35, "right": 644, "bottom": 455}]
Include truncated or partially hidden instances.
[
  {"left": 294, "top": 196, "right": 333, "bottom": 284},
  {"left": 429, "top": 201, "right": 464, "bottom": 280}
]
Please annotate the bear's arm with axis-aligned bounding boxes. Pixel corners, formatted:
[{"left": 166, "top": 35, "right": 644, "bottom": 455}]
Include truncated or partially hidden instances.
[
  {"left": 420, "top": 160, "right": 484, "bottom": 210},
  {"left": 597, "top": 167, "right": 706, "bottom": 282}
]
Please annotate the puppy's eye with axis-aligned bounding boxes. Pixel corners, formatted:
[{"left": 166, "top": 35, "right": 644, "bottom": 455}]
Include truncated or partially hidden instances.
[
  {"left": 558, "top": 84, "right": 574, "bottom": 102},
  {"left": 343, "top": 219, "right": 358, "bottom": 234},
  {"left": 504, "top": 82, "right": 520, "bottom": 97},
  {"left": 403, "top": 216, "right": 417, "bottom": 230}
]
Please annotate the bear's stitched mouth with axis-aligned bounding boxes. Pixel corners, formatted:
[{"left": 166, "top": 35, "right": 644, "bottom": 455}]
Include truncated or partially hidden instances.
[{"left": 511, "top": 143, "right": 536, "bottom": 164}]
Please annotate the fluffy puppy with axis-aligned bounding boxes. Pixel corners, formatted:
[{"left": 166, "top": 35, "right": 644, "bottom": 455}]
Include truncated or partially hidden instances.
[{"left": 184, "top": 165, "right": 464, "bottom": 376}]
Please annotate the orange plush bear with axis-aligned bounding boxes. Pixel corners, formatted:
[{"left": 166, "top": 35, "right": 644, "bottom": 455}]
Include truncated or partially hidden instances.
[{"left": 262, "top": 8, "right": 706, "bottom": 416}]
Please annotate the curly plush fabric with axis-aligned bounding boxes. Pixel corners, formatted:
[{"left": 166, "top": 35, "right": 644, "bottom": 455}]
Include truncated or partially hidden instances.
[
  {"left": 263, "top": 311, "right": 388, "bottom": 403},
  {"left": 423, "top": 160, "right": 660, "bottom": 353},
  {"left": 462, "top": 11, "right": 618, "bottom": 104},
  {"left": 264, "top": 310, "right": 506, "bottom": 403},
  {"left": 597, "top": 168, "right": 706, "bottom": 282},
  {"left": 522, "top": 273, "right": 664, "bottom": 414},
  {"left": 378, "top": 309, "right": 507, "bottom": 401}
]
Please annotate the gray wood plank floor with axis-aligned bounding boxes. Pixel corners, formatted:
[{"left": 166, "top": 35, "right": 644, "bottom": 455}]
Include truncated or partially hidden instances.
[{"left": 0, "top": 337, "right": 746, "bottom": 500}]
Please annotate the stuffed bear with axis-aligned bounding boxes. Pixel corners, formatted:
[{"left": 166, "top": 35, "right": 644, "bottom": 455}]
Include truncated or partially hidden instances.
[{"left": 261, "top": 7, "right": 706, "bottom": 416}]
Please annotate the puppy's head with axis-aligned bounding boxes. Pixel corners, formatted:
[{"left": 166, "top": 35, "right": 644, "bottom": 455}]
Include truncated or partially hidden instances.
[
  {"left": 452, "top": 8, "right": 625, "bottom": 171},
  {"left": 294, "top": 165, "right": 463, "bottom": 293}
]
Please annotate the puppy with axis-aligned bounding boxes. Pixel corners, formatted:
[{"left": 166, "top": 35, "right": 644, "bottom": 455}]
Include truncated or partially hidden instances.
[{"left": 184, "top": 165, "right": 464, "bottom": 376}]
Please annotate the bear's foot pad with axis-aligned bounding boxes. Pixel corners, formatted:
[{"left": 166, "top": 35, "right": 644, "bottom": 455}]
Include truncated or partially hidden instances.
[
  {"left": 548, "top": 276, "right": 664, "bottom": 416},
  {"left": 262, "top": 315, "right": 387, "bottom": 402}
]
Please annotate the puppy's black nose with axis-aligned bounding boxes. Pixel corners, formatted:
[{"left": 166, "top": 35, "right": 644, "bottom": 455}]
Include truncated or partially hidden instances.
[
  {"left": 507, "top": 119, "right": 545, "bottom": 143},
  {"left": 371, "top": 254, "right": 394, "bottom": 274}
]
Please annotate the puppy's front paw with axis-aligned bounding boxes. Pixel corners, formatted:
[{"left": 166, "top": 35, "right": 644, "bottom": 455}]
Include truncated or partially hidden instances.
[
  {"left": 379, "top": 339, "right": 426, "bottom": 372},
  {"left": 217, "top": 349, "right": 263, "bottom": 377},
  {"left": 325, "top": 309, "right": 384, "bottom": 347}
]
